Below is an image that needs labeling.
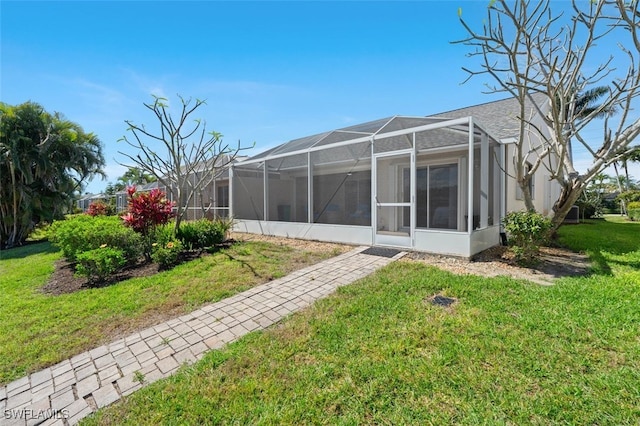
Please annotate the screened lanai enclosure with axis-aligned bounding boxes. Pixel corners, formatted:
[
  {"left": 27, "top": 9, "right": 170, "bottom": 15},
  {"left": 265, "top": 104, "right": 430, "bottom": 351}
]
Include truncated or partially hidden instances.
[{"left": 232, "top": 116, "right": 504, "bottom": 257}]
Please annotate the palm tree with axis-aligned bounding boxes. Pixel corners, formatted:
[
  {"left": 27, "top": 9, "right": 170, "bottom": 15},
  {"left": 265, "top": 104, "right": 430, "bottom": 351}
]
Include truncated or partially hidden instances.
[
  {"left": 0, "top": 102, "right": 104, "bottom": 248},
  {"left": 574, "top": 87, "right": 614, "bottom": 119},
  {"left": 117, "top": 167, "right": 157, "bottom": 188},
  {"left": 565, "top": 86, "right": 614, "bottom": 164}
]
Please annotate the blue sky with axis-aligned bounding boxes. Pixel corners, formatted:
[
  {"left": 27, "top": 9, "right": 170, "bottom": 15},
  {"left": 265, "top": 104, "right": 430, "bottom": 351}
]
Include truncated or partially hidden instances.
[{"left": 2, "top": 1, "right": 638, "bottom": 194}]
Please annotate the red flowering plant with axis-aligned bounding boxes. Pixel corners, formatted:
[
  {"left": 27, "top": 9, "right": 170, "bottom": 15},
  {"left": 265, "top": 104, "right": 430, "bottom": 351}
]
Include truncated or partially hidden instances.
[
  {"left": 86, "top": 200, "right": 114, "bottom": 216},
  {"left": 121, "top": 186, "right": 175, "bottom": 261}
]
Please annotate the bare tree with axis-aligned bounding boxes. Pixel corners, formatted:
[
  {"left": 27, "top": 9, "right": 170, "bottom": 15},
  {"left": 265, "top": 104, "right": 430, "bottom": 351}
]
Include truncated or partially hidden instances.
[
  {"left": 456, "top": 0, "right": 640, "bottom": 229},
  {"left": 119, "top": 95, "right": 251, "bottom": 231}
]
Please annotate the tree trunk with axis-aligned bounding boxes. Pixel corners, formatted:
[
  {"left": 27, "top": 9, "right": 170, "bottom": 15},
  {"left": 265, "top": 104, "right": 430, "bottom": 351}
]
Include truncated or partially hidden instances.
[
  {"left": 613, "top": 162, "right": 627, "bottom": 215},
  {"left": 8, "top": 159, "right": 19, "bottom": 248},
  {"left": 550, "top": 177, "right": 585, "bottom": 231},
  {"left": 173, "top": 185, "right": 184, "bottom": 234},
  {"left": 623, "top": 160, "right": 630, "bottom": 192},
  {"left": 522, "top": 180, "right": 536, "bottom": 212}
]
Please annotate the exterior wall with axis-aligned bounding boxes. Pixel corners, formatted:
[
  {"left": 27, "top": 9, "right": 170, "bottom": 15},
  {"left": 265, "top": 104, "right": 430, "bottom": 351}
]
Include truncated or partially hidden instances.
[
  {"left": 412, "top": 226, "right": 500, "bottom": 258},
  {"left": 504, "top": 143, "right": 562, "bottom": 217},
  {"left": 470, "top": 225, "right": 501, "bottom": 256},
  {"left": 233, "top": 220, "right": 373, "bottom": 246},
  {"left": 413, "top": 229, "right": 474, "bottom": 257},
  {"left": 503, "top": 100, "right": 563, "bottom": 217}
]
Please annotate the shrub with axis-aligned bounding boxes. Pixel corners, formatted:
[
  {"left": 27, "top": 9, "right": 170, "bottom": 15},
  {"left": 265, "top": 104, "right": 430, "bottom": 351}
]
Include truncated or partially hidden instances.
[
  {"left": 152, "top": 223, "right": 176, "bottom": 245},
  {"left": 49, "top": 215, "right": 142, "bottom": 262},
  {"left": 175, "top": 221, "right": 200, "bottom": 251},
  {"left": 618, "top": 190, "right": 640, "bottom": 204},
  {"left": 121, "top": 187, "right": 175, "bottom": 234},
  {"left": 86, "top": 200, "right": 115, "bottom": 216},
  {"left": 121, "top": 186, "right": 175, "bottom": 261},
  {"left": 502, "top": 211, "right": 552, "bottom": 265},
  {"left": 628, "top": 201, "right": 640, "bottom": 221},
  {"left": 27, "top": 222, "right": 50, "bottom": 242},
  {"left": 76, "top": 246, "right": 126, "bottom": 283},
  {"left": 214, "top": 216, "right": 235, "bottom": 241},
  {"left": 151, "top": 240, "right": 183, "bottom": 269},
  {"left": 177, "top": 219, "right": 224, "bottom": 250}
]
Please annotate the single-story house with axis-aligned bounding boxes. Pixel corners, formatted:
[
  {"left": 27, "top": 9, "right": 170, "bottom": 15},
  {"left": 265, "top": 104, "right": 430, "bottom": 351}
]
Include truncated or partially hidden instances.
[
  {"left": 113, "top": 155, "right": 243, "bottom": 220},
  {"left": 230, "top": 94, "right": 561, "bottom": 257},
  {"left": 78, "top": 176, "right": 231, "bottom": 220},
  {"left": 76, "top": 193, "right": 107, "bottom": 212}
]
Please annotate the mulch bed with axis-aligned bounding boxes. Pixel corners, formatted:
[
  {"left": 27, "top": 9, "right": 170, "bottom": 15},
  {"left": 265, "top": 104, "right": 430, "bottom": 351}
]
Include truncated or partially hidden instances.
[
  {"left": 39, "top": 236, "right": 347, "bottom": 296},
  {"left": 40, "top": 241, "right": 235, "bottom": 296},
  {"left": 405, "top": 244, "right": 591, "bottom": 285},
  {"left": 41, "top": 252, "right": 202, "bottom": 295}
]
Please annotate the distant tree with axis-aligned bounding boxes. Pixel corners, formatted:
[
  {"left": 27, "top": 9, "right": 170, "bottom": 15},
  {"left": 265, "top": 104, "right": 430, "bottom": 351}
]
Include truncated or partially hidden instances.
[
  {"left": 621, "top": 146, "right": 640, "bottom": 191},
  {"left": 457, "top": 0, "right": 640, "bottom": 230},
  {"left": 0, "top": 102, "right": 104, "bottom": 248},
  {"left": 576, "top": 173, "right": 611, "bottom": 219},
  {"left": 104, "top": 182, "right": 118, "bottom": 197},
  {"left": 118, "top": 95, "right": 251, "bottom": 232},
  {"left": 117, "top": 167, "right": 156, "bottom": 188},
  {"left": 574, "top": 87, "right": 616, "bottom": 120}
]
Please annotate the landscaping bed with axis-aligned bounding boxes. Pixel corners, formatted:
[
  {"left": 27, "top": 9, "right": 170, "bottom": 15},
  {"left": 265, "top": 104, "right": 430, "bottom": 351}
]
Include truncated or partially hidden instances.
[{"left": 406, "top": 245, "right": 592, "bottom": 285}]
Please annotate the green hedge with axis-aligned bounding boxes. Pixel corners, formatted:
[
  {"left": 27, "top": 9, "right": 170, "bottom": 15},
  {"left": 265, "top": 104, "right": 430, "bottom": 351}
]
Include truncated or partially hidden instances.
[
  {"left": 49, "top": 215, "right": 142, "bottom": 263},
  {"left": 628, "top": 201, "right": 640, "bottom": 221},
  {"left": 176, "top": 219, "right": 225, "bottom": 250},
  {"left": 76, "top": 247, "right": 127, "bottom": 283}
]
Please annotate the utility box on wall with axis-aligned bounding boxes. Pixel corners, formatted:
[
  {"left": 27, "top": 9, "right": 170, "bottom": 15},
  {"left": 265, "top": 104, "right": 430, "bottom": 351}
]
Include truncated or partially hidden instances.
[{"left": 564, "top": 205, "right": 580, "bottom": 224}]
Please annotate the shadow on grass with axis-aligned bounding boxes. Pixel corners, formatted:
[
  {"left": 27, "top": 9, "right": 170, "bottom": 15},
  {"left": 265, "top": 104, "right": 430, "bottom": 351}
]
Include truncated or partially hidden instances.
[
  {"left": 558, "top": 219, "right": 640, "bottom": 276},
  {"left": 585, "top": 250, "right": 613, "bottom": 276},
  {"left": 0, "top": 241, "right": 59, "bottom": 261},
  {"left": 222, "top": 252, "right": 260, "bottom": 278},
  {"left": 572, "top": 220, "right": 640, "bottom": 254}
]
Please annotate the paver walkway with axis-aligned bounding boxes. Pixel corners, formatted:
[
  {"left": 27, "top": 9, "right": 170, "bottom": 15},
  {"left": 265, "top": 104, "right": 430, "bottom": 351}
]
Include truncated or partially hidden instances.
[{"left": 1, "top": 246, "right": 404, "bottom": 426}]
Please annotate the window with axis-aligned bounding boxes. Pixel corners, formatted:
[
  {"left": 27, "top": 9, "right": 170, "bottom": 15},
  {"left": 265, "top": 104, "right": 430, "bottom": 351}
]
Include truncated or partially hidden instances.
[{"left": 428, "top": 164, "right": 458, "bottom": 229}]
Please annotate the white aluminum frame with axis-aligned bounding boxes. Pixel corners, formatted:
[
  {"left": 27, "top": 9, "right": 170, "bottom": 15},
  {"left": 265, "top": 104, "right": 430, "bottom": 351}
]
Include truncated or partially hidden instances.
[
  {"left": 373, "top": 148, "right": 414, "bottom": 248},
  {"left": 232, "top": 116, "right": 504, "bottom": 257}
]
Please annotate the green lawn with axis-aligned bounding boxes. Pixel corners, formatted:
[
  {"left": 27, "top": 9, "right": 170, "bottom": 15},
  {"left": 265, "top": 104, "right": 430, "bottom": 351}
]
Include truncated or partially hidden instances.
[
  {"left": 0, "top": 240, "right": 343, "bottom": 385},
  {"left": 83, "top": 217, "right": 640, "bottom": 425}
]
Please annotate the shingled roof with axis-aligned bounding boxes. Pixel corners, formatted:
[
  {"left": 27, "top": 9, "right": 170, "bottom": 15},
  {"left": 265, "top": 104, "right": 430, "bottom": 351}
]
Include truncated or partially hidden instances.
[
  {"left": 242, "top": 94, "right": 549, "bottom": 163},
  {"left": 428, "top": 93, "right": 549, "bottom": 140}
]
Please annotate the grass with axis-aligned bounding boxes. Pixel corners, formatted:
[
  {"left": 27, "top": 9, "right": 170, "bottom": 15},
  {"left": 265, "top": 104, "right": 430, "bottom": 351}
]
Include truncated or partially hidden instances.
[
  {"left": 82, "top": 217, "right": 640, "bottom": 425},
  {"left": 557, "top": 215, "right": 640, "bottom": 275},
  {"left": 0, "top": 240, "right": 343, "bottom": 385}
]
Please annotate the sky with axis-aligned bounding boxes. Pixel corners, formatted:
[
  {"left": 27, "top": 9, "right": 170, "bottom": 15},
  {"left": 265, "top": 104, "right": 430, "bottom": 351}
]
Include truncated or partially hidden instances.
[{"left": 2, "top": 0, "right": 638, "bottom": 194}]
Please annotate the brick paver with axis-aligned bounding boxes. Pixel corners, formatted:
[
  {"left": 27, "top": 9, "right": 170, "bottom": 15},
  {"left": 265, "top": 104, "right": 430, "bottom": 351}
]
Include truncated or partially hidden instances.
[{"left": 0, "top": 246, "right": 403, "bottom": 425}]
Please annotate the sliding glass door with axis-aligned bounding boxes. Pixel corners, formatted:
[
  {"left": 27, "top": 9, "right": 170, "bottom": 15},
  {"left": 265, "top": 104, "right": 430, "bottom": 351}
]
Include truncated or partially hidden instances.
[{"left": 411, "top": 163, "right": 459, "bottom": 231}]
